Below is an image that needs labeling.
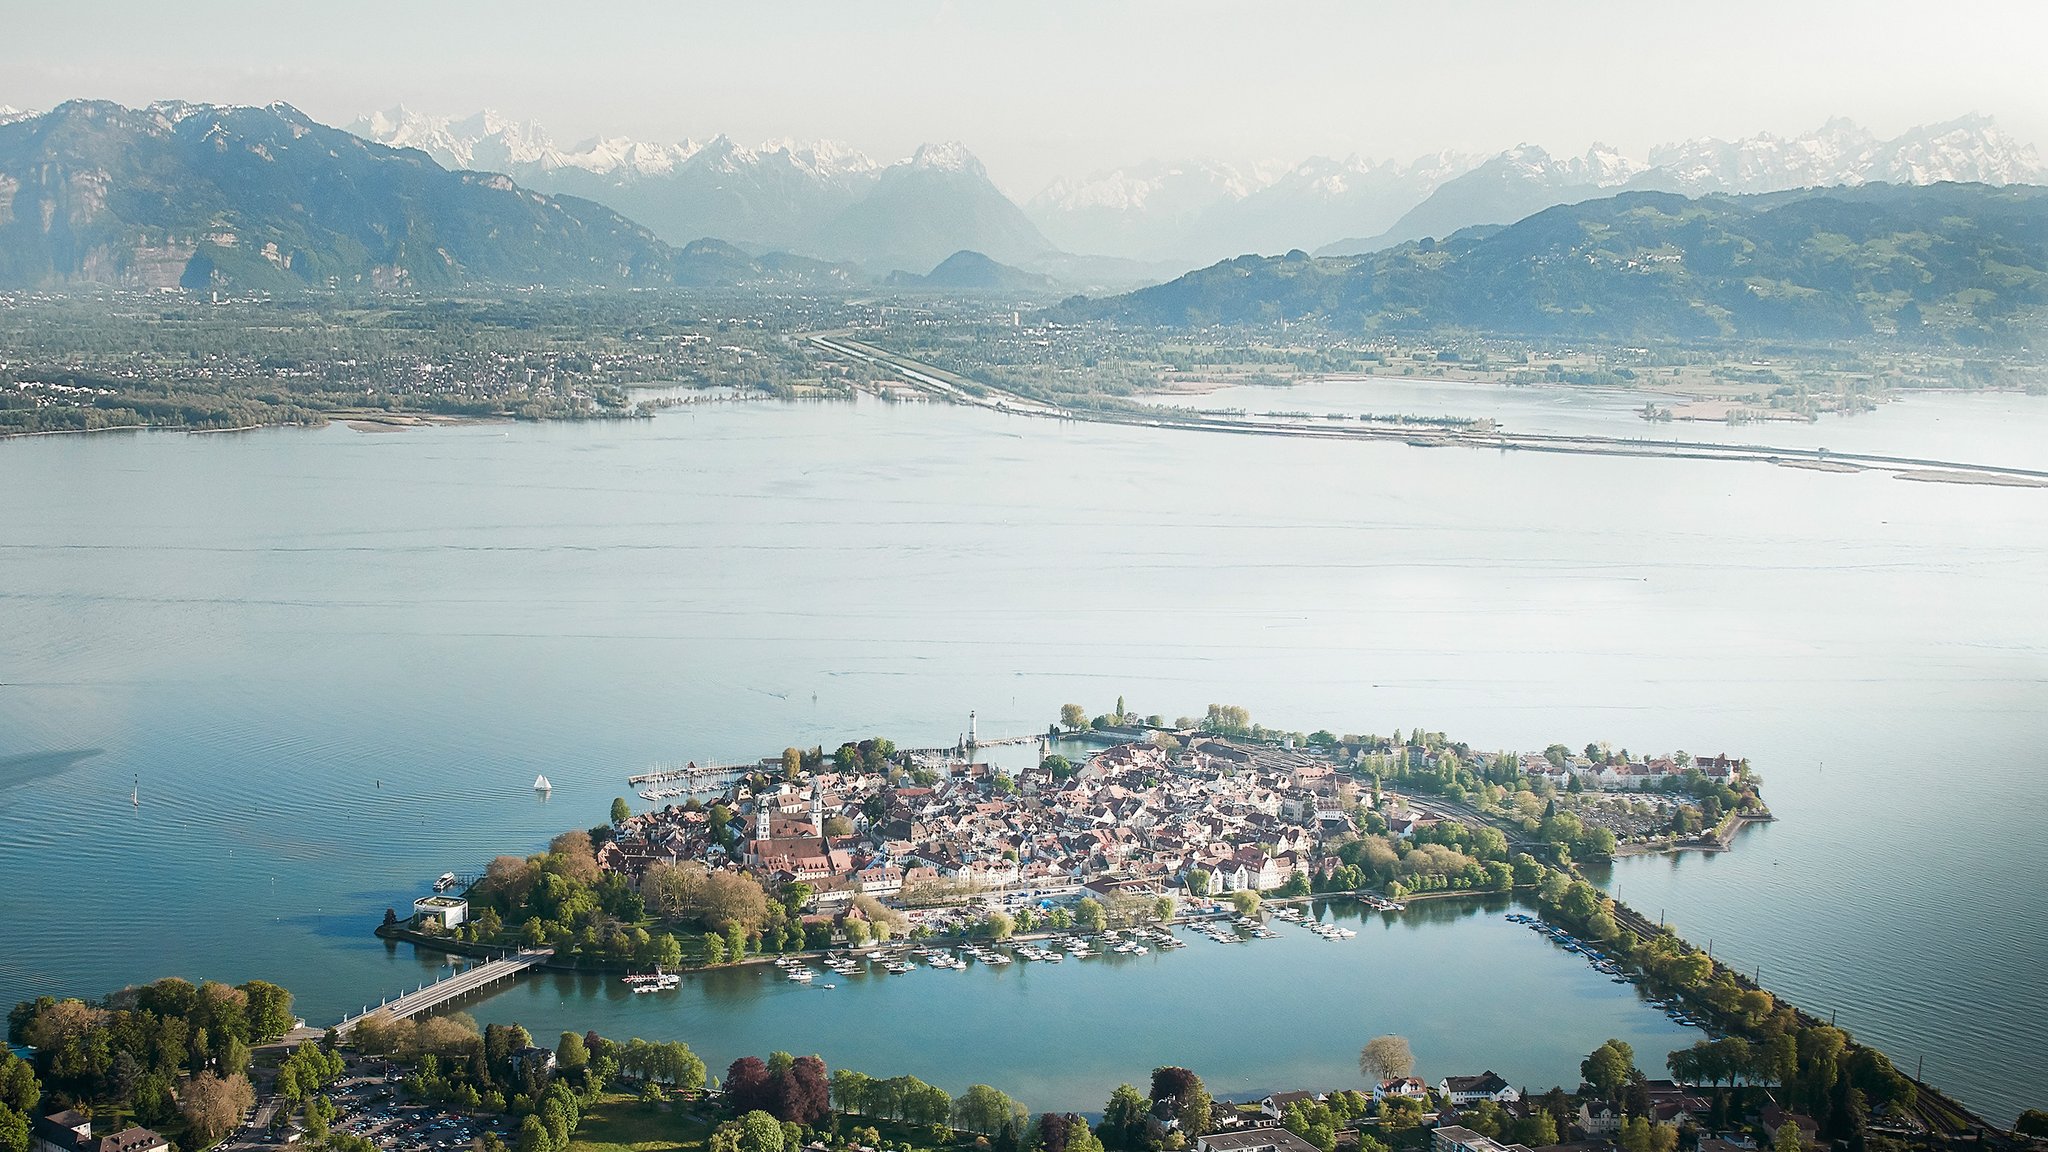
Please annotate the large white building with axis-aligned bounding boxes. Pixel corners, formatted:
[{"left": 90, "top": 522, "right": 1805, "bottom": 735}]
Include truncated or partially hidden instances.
[{"left": 413, "top": 895, "right": 467, "bottom": 930}]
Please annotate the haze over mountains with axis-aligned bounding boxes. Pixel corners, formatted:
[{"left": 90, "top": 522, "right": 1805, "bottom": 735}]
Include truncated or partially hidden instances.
[
  {"left": 0, "top": 96, "right": 2042, "bottom": 318},
  {"left": 347, "top": 107, "right": 2043, "bottom": 275},
  {"left": 1057, "top": 183, "right": 2048, "bottom": 348},
  {"left": 1313, "top": 116, "right": 2048, "bottom": 257},
  {"left": 348, "top": 107, "right": 1056, "bottom": 275},
  {"left": 0, "top": 101, "right": 854, "bottom": 291}
]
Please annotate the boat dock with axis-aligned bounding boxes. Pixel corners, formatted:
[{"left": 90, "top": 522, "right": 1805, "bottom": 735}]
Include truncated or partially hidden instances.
[
  {"left": 334, "top": 948, "right": 553, "bottom": 1035},
  {"left": 627, "top": 762, "right": 758, "bottom": 786}
]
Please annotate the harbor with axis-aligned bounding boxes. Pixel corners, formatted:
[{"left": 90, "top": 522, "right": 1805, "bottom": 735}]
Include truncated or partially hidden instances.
[{"left": 442, "top": 891, "right": 1705, "bottom": 1113}]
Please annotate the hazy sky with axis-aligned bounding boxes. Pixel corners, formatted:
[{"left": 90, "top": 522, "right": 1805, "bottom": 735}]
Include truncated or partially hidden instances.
[{"left": 4, "top": 0, "right": 2044, "bottom": 195}]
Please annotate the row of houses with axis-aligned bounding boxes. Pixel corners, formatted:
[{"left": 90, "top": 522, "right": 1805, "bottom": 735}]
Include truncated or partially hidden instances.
[
  {"left": 1252, "top": 1074, "right": 1722, "bottom": 1152},
  {"left": 600, "top": 736, "right": 1361, "bottom": 906},
  {"left": 1517, "top": 753, "right": 1744, "bottom": 793}
]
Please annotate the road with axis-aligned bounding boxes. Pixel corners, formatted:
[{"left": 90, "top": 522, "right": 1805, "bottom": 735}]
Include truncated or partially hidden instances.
[{"left": 808, "top": 334, "right": 2048, "bottom": 486}]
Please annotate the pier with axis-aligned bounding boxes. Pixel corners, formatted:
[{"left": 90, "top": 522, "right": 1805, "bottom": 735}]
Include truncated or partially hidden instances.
[
  {"left": 334, "top": 948, "right": 553, "bottom": 1035},
  {"left": 627, "top": 762, "right": 756, "bottom": 786},
  {"left": 629, "top": 762, "right": 755, "bottom": 800}
]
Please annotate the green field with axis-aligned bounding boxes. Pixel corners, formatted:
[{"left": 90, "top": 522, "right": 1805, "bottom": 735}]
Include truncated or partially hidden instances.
[{"left": 568, "top": 1095, "right": 716, "bottom": 1152}]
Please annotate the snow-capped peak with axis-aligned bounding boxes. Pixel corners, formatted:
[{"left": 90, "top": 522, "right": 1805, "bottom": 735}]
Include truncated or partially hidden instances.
[
  {"left": 347, "top": 109, "right": 888, "bottom": 186},
  {"left": 0, "top": 104, "right": 32, "bottom": 126},
  {"left": 1031, "top": 158, "right": 1283, "bottom": 213},
  {"left": 766, "top": 137, "right": 881, "bottom": 181},
  {"left": 908, "top": 140, "right": 986, "bottom": 178},
  {"left": 1644, "top": 115, "right": 2045, "bottom": 192}
]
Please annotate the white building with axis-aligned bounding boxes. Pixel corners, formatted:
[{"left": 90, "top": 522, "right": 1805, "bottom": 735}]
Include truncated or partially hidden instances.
[
  {"left": 413, "top": 895, "right": 467, "bottom": 930},
  {"left": 1439, "top": 1072, "right": 1520, "bottom": 1105}
]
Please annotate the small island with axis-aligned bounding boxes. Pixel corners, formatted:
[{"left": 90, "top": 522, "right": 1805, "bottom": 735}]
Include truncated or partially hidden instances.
[{"left": 380, "top": 704, "right": 1770, "bottom": 973}]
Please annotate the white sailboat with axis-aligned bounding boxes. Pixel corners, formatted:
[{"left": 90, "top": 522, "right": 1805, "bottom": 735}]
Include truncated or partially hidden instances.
[{"left": 533, "top": 774, "right": 553, "bottom": 792}]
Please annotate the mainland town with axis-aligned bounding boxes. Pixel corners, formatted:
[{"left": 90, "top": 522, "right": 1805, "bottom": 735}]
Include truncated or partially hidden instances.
[{"left": 7, "top": 706, "right": 2041, "bottom": 1152}]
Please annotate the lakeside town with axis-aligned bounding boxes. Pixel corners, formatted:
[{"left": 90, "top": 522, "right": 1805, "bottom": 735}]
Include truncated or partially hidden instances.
[
  {"left": 448, "top": 704, "right": 1770, "bottom": 969},
  {"left": 8, "top": 706, "right": 2038, "bottom": 1152}
]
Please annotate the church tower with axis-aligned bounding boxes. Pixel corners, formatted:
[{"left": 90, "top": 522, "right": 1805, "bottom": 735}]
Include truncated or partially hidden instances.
[
  {"left": 810, "top": 788, "right": 826, "bottom": 838},
  {"left": 755, "top": 803, "right": 771, "bottom": 842}
]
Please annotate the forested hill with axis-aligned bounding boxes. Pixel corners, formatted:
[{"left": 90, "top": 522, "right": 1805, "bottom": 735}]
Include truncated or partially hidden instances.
[
  {"left": 1051, "top": 183, "right": 2048, "bottom": 347},
  {"left": 0, "top": 101, "right": 858, "bottom": 291}
]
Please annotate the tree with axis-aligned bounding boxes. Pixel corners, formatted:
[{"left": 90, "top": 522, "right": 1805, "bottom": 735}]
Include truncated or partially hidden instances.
[
  {"left": 1512, "top": 1112, "right": 1558, "bottom": 1147},
  {"left": 238, "top": 980, "right": 295, "bottom": 1042},
  {"left": 1620, "top": 1118, "right": 1677, "bottom": 1152},
  {"left": 516, "top": 1116, "right": 551, "bottom": 1152},
  {"left": 1075, "top": 898, "right": 1108, "bottom": 933},
  {"left": 986, "top": 911, "right": 1016, "bottom": 940},
  {"left": 2013, "top": 1111, "right": 2048, "bottom": 1139},
  {"left": 1202, "top": 704, "right": 1251, "bottom": 735},
  {"left": 1059, "top": 704, "right": 1088, "bottom": 730},
  {"left": 1101, "top": 1085, "right": 1148, "bottom": 1150},
  {"left": 1773, "top": 1123, "right": 1803, "bottom": 1152},
  {"left": 831, "top": 1069, "right": 873, "bottom": 1115},
  {"left": 1149, "top": 1068, "right": 1211, "bottom": 1138},
  {"left": 183, "top": 1071, "right": 257, "bottom": 1146},
  {"left": 612, "top": 797, "right": 632, "bottom": 825},
  {"left": 703, "top": 932, "right": 728, "bottom": 965},
  {"left": 1377, "top": 1097, "right": 1423, "bottom": 1132},
  {"left": 0, "top": 1054, "right": 40, "bottom": 1115},
  {"left": 1583, "top": 1039, "right": 1638, "bottom": 1100},
  {"left": 0, "top": 1106, "right": 27, "bottom": 1152},
  {"left": 702, "top": 872, "right": 771, "bottom": 934},
  {"left": 556, "top": 1032, "right": 589, "bottom": 1072},
  {"left": 770, "top": 1055, "right": 831, "bottom": 1126},
  {"left": 1358, "top": 1036, "right": 1414, "bottom": 1082},
  {"left": 726, "top": 1058, "right": 774, "bottom": 1116},
  {"left": 1186, "top": 870, "right": 1211, "bottom": 898},
  {"left": 953, "top": 1084, "right": 1024, "bottom": 1134},
  {"left": 1230, "top": 890, "right": 1260, "bottom": 917}
]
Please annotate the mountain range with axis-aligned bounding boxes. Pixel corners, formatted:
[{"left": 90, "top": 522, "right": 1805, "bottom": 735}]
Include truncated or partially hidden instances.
[
  {"left": 346, "top": 108, "right": 2045, "bottom": 275},
  {"left": 0, "top": 100, "right": 863, "bottom": 291},
  {"left": 1313, "top": 116, "right": 2047, "bottom": 256},
  {"left": 1054, "top": 182, "right": 2048, "bottom": 348},
  {"left": 0, "top": 98, "right": 2041, "bottom": 305},
  {"left": 348, "top": 108, "right": 1055, "bottom": 275}
]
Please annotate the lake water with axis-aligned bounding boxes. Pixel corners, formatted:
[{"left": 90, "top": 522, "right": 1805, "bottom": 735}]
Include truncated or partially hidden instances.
[
  {"left": 1, "top": 391, "right": 2044, "bottom": 1121},
  {"left": 1156, "top": 377, "right": 2048, "bottom": 471}
]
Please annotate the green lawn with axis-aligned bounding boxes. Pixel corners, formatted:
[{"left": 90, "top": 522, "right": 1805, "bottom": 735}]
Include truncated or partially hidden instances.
[{"left": 568, "top": 1094, "right": 715, "bottom": 1152}]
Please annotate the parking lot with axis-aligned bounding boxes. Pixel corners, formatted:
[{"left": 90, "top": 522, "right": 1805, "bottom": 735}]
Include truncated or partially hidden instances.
[{"left": 327, "top": 1068, "right": 512, "bottom": 1152}]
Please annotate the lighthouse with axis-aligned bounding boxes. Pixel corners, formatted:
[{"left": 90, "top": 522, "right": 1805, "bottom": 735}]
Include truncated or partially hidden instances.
[{"left": 969, "top": 710, "right": 978, "bottom": 749}]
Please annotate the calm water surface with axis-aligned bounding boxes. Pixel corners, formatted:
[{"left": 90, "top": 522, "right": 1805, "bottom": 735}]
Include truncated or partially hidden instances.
[
  {"left": 1159, "top": 377, "right": 2048, "bottom": 471},
  {"left": 1, "top": 396, "right": 2043, "bottom": 1120}
]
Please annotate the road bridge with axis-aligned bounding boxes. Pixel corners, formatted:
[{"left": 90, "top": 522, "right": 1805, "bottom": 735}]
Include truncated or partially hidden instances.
[{"left": 334, "top": 949, "right": 552, "bottom": 1035}]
